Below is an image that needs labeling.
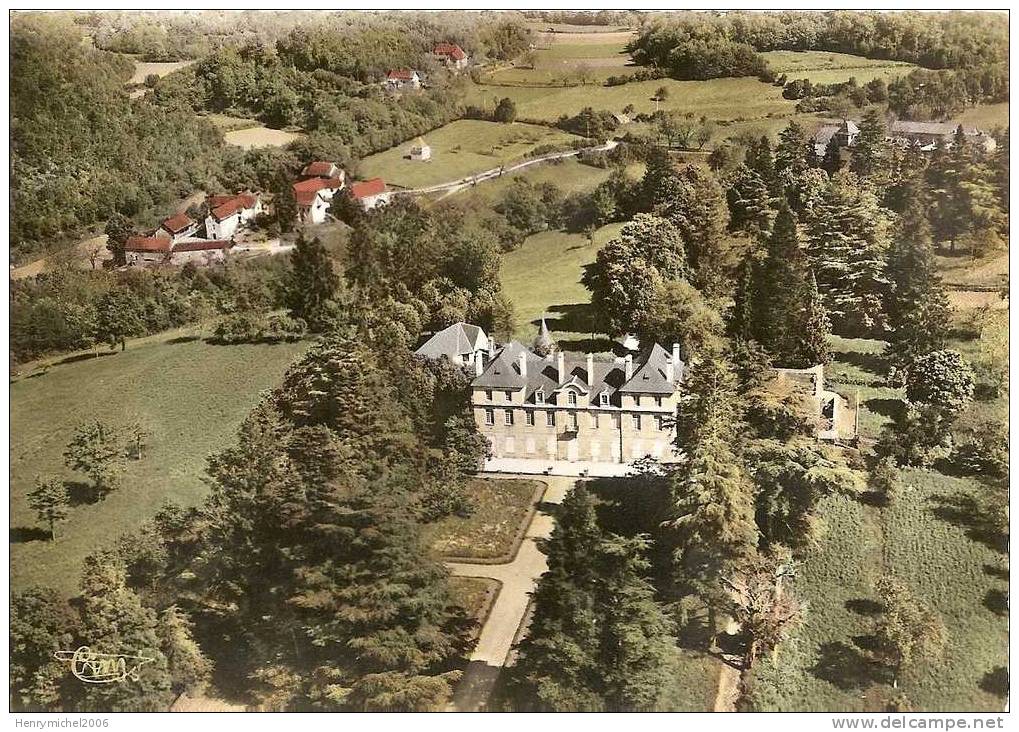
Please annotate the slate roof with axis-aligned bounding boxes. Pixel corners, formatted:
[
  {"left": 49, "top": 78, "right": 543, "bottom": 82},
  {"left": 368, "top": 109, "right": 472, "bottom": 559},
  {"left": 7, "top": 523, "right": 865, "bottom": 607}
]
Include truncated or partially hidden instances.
[
  {"left": 889, "top": 120, "right": 958, "bottom": 137},
  {"left": 415, "top": 322, "right": 486, "bottom": 360},
  {"left": 472, "top": 340, "right": 683, "bottom": 405}
]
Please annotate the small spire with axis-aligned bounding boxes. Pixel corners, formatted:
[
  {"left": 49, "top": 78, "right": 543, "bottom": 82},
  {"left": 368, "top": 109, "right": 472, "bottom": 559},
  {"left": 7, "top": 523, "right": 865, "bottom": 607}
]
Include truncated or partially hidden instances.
[{"left": 533, "top": 315, "right": 556, "bottom": 356}]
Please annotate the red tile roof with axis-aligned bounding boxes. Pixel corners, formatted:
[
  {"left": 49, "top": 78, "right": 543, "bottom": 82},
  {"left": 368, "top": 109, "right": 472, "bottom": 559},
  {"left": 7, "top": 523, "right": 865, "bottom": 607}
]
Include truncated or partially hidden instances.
[
  {"left": 386, "top": 69, "right": 417, "bottom": 81},
  {"left": 292, "top": 177, "right": 343, "bottom": 207},
  {"left": 172, "top": 239, "right": 233, "bottom": 253},
  {"left": 161, "top": 212, "right": 195, "bottom": 234},
  {"left": 433, "top": 43, "right": 467, "bottom": 61},
  {"left": 348, "top": 178, "right": 386, "bottom": 199},
  {"left": 125, "top": 236, "right": 171, "bottom": 253},
  {"left": 301, "top": 162, "right": 337, "bottom": 178},
  {"left": 208, "top": 193, "right": 258, "bottom": 222}
]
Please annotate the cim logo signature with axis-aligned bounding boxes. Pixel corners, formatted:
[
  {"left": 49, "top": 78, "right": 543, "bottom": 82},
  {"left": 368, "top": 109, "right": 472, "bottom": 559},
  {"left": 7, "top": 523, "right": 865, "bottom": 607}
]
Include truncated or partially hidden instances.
[{"left": 54, "top": 646, "right": 154, "bottom": 684}]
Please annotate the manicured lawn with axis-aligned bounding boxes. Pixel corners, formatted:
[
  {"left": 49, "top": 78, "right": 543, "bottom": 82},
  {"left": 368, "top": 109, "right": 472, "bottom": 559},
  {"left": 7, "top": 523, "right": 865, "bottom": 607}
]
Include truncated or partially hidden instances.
[
  {"left": 499, "top": 222, "right": 624, "bottom": 347},
  {"left": 422, "top": 478, "right": 543, "bottom": 559},
  {"left": 761, "top": 50, "right": 915, "bottom": 84},
  {"left": 10, "top": 330, "right": 309, "bottom": 596},
  {"left": 358, "top": 120, "right": 582, "bottom": 190}
]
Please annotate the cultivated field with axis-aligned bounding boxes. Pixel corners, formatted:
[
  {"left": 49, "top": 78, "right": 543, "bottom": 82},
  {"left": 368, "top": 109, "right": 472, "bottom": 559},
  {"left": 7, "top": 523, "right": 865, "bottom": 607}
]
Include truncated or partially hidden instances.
[
  {"left": 10, "top": 330, "right": 309, "bottom": 596},
  {"left": 127, "top": 59, "right": 194, "bottom": 86},
  {"left": 224, "top": 125, "right": 304, "bottom": 149},
  {"left": 359, "top": 120, "right": 582, "bottom": 190},
  {"left": 486, "top": 29, "right": 635, "bottom": 87}
]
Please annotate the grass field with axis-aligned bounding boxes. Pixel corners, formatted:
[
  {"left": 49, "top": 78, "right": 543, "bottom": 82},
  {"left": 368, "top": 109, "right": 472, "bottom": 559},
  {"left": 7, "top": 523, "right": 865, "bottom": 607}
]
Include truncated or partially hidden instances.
[
  {"left": 761, "top": 50, "right": 915, "bottom": 85},
  {"left": 957, "top": 103, "right": 1010, "bottom": 131},
  {"left": 500, "top": 222, "right": 624, "bottom": 348},
  {"left": 485, "top": 31, "right": 634, "bottom": 87},
  {"left": 10, "top": 330, "right": 309, "bottom": 596},
  {"left": 422, "top": 478, "right": 542, "bottom": 559},
  {"left": 127, "top": 59, "right": 194, "bottom": 86},
  {"left": 754, "top": 275, "right": 1008, "bottom": 711},
  {"left": 359, "top": 120, "right": 582, "bottom": 190},
  {"left": 449, "top": 576, "right": 501, "bottom": 641}
]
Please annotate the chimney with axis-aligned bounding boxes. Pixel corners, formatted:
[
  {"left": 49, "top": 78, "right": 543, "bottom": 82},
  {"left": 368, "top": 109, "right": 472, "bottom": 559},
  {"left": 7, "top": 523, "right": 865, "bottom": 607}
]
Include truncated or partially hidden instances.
[
  {"left": 670, "top": 343, "right": 681, "bottom": 382},
  {"left": 518, "top": 351, "right": 527, "bottom": 378},
  {"left": 557, "top": 351, "right": 566, "bottom": 383},
  {"left": 586, "top": 353, "right": 594, "bottom": 388},
  {"left": 624, "top": 354, "right": 633, "bottom": 381},
  {"left": 488, "top": 340, "right": 495, "bottom": 359},
  {"left": 666, "top": 358, "right": 674, "bottom": 383},
  {"left": 474, "top": 353, "right": 484, "bottom": 377}
]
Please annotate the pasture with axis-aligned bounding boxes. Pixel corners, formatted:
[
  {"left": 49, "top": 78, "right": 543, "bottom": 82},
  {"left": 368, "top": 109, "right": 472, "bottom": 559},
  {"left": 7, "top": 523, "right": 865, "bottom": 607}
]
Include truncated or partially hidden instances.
[
  {"left": 499, "top": 222, "right": 624, "bottom": 348},
  {"left": 10, "top": 330, "right": 309, "bottom": 596},
  {"left": 957, "top": 103, "right": 1010, "bottom": 131},
  {"left": 358, "top": 120, "right": 582, "bottom": 190},
  {"left": 127, "top": 59, "right": 194, "bottom": 86},
  {"left": 761, "top": 50, "right": 916, "bottom": 85}
]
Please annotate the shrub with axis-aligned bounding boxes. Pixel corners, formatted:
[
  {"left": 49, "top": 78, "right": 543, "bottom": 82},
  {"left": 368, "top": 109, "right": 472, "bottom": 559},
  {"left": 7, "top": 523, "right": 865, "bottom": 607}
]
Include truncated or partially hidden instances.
[
  {"left": 211, "top": 312, "right": 262, "bottom": 344},
  {"left": 259, "top": 313, "right": 307, "bottom": 343}
]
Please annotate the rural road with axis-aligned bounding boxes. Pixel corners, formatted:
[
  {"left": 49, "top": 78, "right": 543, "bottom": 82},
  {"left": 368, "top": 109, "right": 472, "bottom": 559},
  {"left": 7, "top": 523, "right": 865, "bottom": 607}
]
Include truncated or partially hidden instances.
[
  {"left": 447, "top": 474, "right": 576, "bottom": 712},
  {"left": 402, "top": 139, "right": 620, "bottom": 198}
]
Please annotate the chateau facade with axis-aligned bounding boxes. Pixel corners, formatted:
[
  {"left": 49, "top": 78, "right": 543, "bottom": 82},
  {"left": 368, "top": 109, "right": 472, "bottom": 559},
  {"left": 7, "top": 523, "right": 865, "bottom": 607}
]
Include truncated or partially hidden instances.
[{"left": 417, "top": 322, "right": 684, "bottom": 468}]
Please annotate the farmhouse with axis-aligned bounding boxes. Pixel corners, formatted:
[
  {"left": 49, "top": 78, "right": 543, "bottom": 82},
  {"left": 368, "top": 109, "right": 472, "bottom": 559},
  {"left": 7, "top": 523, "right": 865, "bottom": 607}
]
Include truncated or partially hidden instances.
[
  {"left": 168, "top": 239, "right": 234, "bottom": 266},
  {"left": 409, "top": 137, "right": 432, "bottom": 161},
  {"left": 300, "top": 161, "right": 345, "bottom": 181},
  {"left": 204, "top": 192, "right": 262, "bottom": 240},
  {"left": 812, "top": 119, "right": 859, "bottom": 156},
  {"left": 293, "top": 176, "right": 345, "bottom": 225},
  {"left": 156, "top": 213, "right": 200, "bottom": 244},
  {"left": 385, "top": 69, "right": 421, "bottom": 90},
  {"left": 432, "top": 43, "right": 469, "bottom": 70},
  {"left": 124, "top": 236, "right": 172, "bottom": 266},
  {"left": 347, "top": 178, "right": 391, "bottom": 210}
]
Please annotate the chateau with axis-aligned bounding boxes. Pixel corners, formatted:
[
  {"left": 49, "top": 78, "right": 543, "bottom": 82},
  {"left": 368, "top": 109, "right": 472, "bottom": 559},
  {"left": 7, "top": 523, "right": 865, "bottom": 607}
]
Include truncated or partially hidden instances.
[
  {"left": 417, "top": 321, "right": 684, "bottom": 470},
  {"left": 416, "top": 322, "right": 859, "bottom": 474}
]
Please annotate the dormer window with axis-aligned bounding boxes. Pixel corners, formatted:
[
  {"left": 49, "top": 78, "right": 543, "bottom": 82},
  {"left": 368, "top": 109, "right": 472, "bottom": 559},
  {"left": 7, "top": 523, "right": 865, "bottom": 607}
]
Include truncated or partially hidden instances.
[
  {"left": 535, "top": 389, "right": 545, "bottom": 404},
  {"left": 600, "top": 392, "right": 609, "bottom": 406},
  {"left": 568, "top": 392, "right": 577, "bottom": 406}
]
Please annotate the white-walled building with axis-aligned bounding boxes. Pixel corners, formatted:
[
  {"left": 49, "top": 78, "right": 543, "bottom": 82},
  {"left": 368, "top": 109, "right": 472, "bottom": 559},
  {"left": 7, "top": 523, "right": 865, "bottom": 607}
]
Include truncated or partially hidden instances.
[
  {"left": 156, "top": 213, "right": 200, "bottom": 244},
  {"left": 385, "top": 69, "right": 421, "bottom": 90},
  {"left": 409, "top": 137, "right": 432, "bottom": 161},
  {"left": 293, "top": 176, "right": 345, "bottom": 225},
  {"left": 204, "top": 192, "right": 262, "bottom": 240},
  {"left": 347, "top": 178, "right": 391, "bottom": 210},
  {"left": 168, "top": 239, "right": 234, "bottom": 266}
]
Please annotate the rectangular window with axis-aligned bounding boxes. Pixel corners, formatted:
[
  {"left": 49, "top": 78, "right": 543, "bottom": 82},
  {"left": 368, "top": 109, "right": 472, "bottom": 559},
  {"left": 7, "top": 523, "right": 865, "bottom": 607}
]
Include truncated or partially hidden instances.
[
  {"left": 570, "top": 412, "right": 578, "bottom": 430},
  {"left": 633, "top": 414, "right": 642, "bottom": 431},
  {"left": 526, "top": 411, "right": 535, "bottom": 426},
  {"left": 568, "top": 392, "right": 577, "bottom": 406},
  {"left": 485, "top": 409, "right": 494, "bottom": 426},
  {"left": 505, "top": 409, "right": 514, "bottom": 426},
  {"left": 505, "top": 390, "right": 513, "bottom": 403},
  {"left": 634, "top": 395, "right": 641, "bottom": 407},
  {"left": 486, "top": 390, "right": 492, "bottom": 402},
  {"left": 535, "top": 389, "right": 545, "bottom": 404},
  {"left": 546, "top": 411, "right": 555, "bottom": 427},
  {"left": 655, "top": 396, "right": 663, "bottom": 407},
  {"left": 600, "top": 392, "right": 609, "bottom": 406},
  {"left": 656, "top": 415, "right": 664, "bottom": 430},
  {"left": 593, "top": 413, "right": 600, "bottom": 429}
]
